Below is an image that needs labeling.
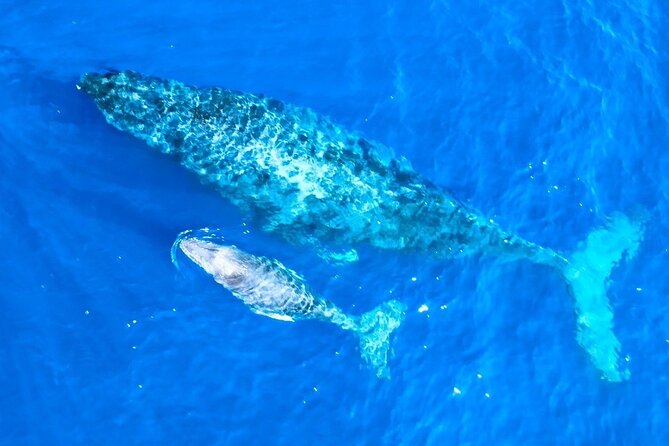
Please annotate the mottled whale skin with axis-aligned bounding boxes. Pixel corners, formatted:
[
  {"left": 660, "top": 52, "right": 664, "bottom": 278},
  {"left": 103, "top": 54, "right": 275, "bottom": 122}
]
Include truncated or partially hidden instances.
[
  {"left": 175, "top": 231, "right": 405, "bottom": 378},
  {"left": 80, "top": 71, "right": 643, "bottom": 382},
  {"left": 79, "top": 71, "right": 543, "bottom": 261}
]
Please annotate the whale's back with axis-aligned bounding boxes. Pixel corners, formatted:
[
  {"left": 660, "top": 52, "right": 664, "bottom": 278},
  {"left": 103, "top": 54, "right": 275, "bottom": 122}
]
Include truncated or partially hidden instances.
[
  {"left": 82, "top": 71, "right": 489, "bottom": 255},
  {"left": 228, "top": 255, "right": 318, "bottom": 322}
]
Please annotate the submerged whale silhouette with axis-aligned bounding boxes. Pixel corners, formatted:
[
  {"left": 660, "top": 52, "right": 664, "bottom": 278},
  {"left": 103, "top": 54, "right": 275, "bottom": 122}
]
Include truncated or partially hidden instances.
[
  {"left": 173, "top": 229, "right": 405, "bottom": 378},
  {"left": 80, "top": 70, "right": 644, "bottom": 381}
]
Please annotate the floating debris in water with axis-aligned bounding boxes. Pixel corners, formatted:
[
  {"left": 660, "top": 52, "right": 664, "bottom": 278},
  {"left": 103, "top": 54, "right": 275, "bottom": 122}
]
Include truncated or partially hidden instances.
[{"left": 418, "top": 304, "right": 429, "bottom": 313}]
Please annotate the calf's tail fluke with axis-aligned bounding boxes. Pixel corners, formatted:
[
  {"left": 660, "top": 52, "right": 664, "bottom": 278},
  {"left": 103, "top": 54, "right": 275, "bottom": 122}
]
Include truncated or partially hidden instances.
[
  {"left": 354, "top": 300, "right": 407, "bottom": 379},
  {"left": 558, "top": 213, "right": 644, "bottom": 382}
]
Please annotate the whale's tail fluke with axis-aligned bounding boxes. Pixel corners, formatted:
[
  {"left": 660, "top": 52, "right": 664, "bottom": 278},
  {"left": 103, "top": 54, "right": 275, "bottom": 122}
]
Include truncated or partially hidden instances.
[
  {"left": 354, "top": 300, "right": 406, "bottom": 379},
  {"left": 505, "top": 212, "right": 644, "bottom": 381},
  {"left": 558, "top": 213, "right": 644, "bottom": 382}
]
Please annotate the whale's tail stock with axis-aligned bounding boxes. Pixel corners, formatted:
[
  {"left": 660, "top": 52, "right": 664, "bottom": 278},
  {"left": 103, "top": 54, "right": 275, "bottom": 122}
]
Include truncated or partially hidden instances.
[{"left": 521, "top": 213, "right": 645, "bottom": 381}]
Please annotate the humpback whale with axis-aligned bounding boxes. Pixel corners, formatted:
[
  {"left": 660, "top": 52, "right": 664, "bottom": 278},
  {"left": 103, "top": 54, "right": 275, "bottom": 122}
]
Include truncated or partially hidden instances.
[
  {"left": 173, "top": 230, "right": 405, "bottom": 378},
  {"left": 80, "top": 71, "right": 644, "bottom": 382}
]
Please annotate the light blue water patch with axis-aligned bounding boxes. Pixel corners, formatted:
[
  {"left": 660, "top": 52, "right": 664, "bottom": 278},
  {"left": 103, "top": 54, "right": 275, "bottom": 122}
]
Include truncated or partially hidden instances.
[{"left": 1, "top": 0, "right": 668, "bottom": 445}]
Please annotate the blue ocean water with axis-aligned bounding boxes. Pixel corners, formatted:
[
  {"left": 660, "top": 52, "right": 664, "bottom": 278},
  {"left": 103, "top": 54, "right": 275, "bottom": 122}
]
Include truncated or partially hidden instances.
[{"left": 1, "top": 0, "right": 668, "bottom": 444}]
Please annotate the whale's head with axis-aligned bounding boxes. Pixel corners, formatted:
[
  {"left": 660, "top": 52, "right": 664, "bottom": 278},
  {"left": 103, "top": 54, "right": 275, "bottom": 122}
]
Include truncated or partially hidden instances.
[
  {"left": 78, "top": 71, "right": 176, "bottom": 137},
  {"left": 178, "top": 238, "right": 253, "bottom": 292}
]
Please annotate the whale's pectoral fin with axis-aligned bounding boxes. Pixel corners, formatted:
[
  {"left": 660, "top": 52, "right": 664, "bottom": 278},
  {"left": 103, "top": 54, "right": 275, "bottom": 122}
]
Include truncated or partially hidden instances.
[
  {"left": 250, "top": 307, "right": 295, "bottom": 322},
  {"left": 317, "top": 247, "right": 359, "bottom": 265}
]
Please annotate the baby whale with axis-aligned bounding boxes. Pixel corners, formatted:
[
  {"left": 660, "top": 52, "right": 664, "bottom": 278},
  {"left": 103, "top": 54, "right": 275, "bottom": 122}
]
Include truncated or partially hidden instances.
[
  {"left": 173, "top": 230, "right": 406, "bottom": 378},
  {"left": 80, "top": 71, "right": 643, "bottom": 381}
]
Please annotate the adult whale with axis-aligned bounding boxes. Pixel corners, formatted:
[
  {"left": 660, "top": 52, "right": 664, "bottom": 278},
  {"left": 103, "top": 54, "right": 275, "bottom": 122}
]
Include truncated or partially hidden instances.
[{"left": 79, "top": 70, "right": 643, "bottom": 382}]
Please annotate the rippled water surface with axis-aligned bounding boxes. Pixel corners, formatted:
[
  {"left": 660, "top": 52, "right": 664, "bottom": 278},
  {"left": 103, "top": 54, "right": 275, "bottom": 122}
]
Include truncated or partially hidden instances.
[{"left": 1, "top": 1, "right": 668, "bottom": 444}]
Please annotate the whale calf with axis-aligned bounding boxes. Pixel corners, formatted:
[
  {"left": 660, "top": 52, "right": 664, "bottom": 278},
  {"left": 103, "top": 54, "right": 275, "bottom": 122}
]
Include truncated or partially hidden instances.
[
  {"left": 173, "top": 230, "right": 405, "bottom": 378},
  {"left": 80, "top": 71, "right": 644, "bottom": 381}
]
